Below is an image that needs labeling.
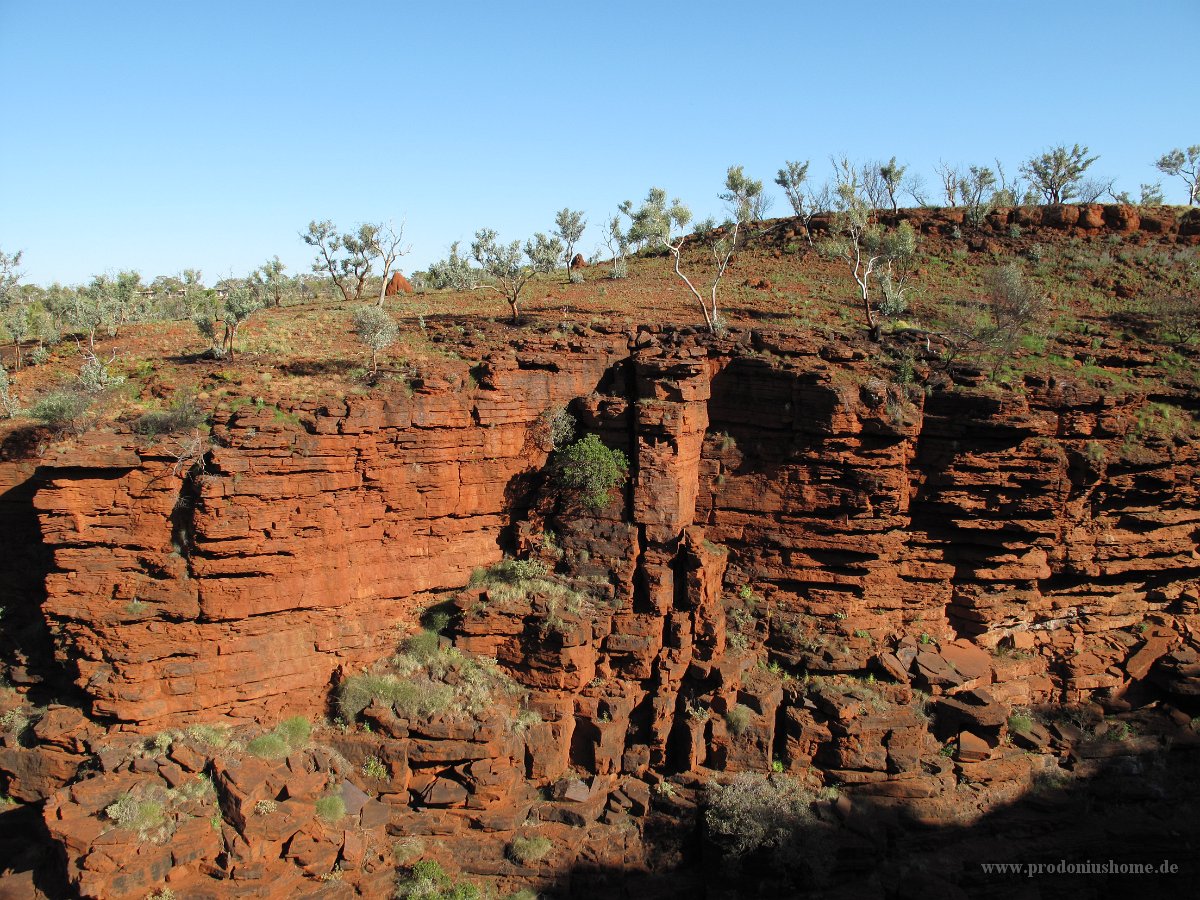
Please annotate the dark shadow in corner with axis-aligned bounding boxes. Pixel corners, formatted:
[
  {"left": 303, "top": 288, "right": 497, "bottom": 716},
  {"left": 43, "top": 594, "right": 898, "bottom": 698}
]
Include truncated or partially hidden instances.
[
  {"left": 530, "top": 746, "right": 1200, "bottom": 899},
  {"left": 0, "top": 435, "right": 80, "bottom": 705},
  {"left": 0, "top": 800, "right": 72, "bottom": 898}
]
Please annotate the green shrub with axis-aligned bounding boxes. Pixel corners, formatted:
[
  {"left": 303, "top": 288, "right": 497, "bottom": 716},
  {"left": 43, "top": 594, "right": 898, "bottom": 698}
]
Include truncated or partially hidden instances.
[
  {"left": 704, "top": 772, "right": 832, "bottom": 880},
  {"left": 247, "top": 716, "right": 310, "bottom": 758},
  {"left": 362, "top": 756, "right": 388, "bottom": 779},
  {"left": 78, "top": 355, "right": 125, "bottom": 393},
  {"left": 480, "top": 557, "right": 548, "bottom": 585},
  {"left": 551, "top": 434, "right": 628, "bottom": 511},
  {"left": 246, "top": 733, "right": 289, "bottom": 759},
  {"left": 31, "top": 390, "right": 91, "bottom": 429},
  {"left": 338, "top": 646, "right": 519, "bottom": 724},
  {"left": 404, "top": 629, "right": 441, "bottom": 662},
  {"left": 104, "top": 792, "right": 166, "bottom": 838},
  {"left": 507, "top": 834, "right": 553, "bottom": 865},
  {"left": 0, "top": 364, "right": 18, "bottom": 418},
  {"left": 277, "top": 716, "right": 311, "bottom": 750},
  {"left": 724, "top": 704, "right": 754, "bottom": 736},
  {"left": 1008, "top": 713, "right": 1033, "bottom": 734},
  {"left": 315, "top": 793, "right": 345, "bottom": 823},
  {"left": 394, "top": 859, "right": 481, "bottom": 900},
  {"left": 184, "top": 724, "right": 229, "bottom": 748},
  {"left": 421, "top": 607, "right": 453, "bottom": 634},
  {"left": 134, "top": 392, "right": 208, "bottom": 435},
  {"left": 392, "top": 837, "right": 425, "bottom": 865},
  {"left": 532, "top": 405, "right": 576, "bottom": 452}
]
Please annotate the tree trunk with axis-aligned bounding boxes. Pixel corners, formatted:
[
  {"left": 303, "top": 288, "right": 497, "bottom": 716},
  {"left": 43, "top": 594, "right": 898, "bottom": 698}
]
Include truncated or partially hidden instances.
[{"left": 377, "top": 266, "right": 389, "bottom": 307}]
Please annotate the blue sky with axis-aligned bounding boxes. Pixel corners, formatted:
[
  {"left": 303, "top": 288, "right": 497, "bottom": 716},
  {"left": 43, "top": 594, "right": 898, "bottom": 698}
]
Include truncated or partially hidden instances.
[{"left": 1, "top": 0, "right": 1195, "bottom": 285}]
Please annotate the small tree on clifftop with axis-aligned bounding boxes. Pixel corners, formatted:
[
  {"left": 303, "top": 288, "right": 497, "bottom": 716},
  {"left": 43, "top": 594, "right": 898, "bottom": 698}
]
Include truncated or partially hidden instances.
[
  {"left": 352, "top": 305, "right": 398, "bottom": 374},
  {"left": 775, "top": 160, "right": 811, "bottom": 218},
  {"left": 820, "top": 184, "right": 919, "bottom": 340},
  {"left": 1021, "top": 145, "right": 1098, "bottom": 205},
  {"left": 470, "top": 228, "right": 562, "bottom": 322},
  {"left": 552, "top": 208, "right": 587, "bottom": 283},
  {"left": 302, "top": 220, "right": 373, "bottom": 303},
  {"left": 1155, "top": 146, "right": 1200, "bottom": 206},
  {"left": 627, "top": 166, "right": 763, "bottom": 332}
]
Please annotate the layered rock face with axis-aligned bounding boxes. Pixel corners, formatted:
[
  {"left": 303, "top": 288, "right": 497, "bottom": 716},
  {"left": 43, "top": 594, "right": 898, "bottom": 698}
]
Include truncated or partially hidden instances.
[
  {"left": 3, "top": 324, "right": 1199, "bottom": 897},
  {"left": 25, "top": 333, "right": 626, "bottom": 726}
]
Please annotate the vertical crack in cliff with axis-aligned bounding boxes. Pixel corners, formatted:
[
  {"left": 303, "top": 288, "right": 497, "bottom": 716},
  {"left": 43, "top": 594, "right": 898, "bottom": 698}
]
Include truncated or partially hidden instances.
[{"left": 624, "top": 348, "right": 653, "bottom": 612}]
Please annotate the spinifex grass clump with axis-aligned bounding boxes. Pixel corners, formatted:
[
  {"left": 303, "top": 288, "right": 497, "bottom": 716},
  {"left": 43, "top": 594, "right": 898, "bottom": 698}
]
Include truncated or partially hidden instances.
[
  {"left": 337, "top": 629, "right": 522, "bottom": 724},
  {"left": 246, "top": 716, "right": 311, "bottom": 758},
  {"left": 467, "top": 558, "right": 595, "bottom": 634}
]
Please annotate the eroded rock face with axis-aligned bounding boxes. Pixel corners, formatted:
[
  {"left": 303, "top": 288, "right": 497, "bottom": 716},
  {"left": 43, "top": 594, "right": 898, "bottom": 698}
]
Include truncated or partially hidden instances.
[
  {"left": 2, "top": 323, "right": 1199, "bottom": 898},
  {"left": 25, "top": 334, "right": 626, "bottom": 726}
]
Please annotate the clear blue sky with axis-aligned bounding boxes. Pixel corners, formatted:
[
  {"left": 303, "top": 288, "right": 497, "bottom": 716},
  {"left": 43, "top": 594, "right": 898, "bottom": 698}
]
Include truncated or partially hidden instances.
[{"left": 1, "top": 0, "right": 1195, "bottom": 286}]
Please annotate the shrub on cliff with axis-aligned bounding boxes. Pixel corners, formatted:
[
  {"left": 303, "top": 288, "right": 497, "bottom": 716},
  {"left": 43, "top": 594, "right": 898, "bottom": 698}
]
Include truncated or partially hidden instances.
[
  {"left": 551, "top": 433, "right": 628, "bottom": 512},
  {"left": 337, "top": 645, "right": 520, "bottom": 724},
  {"left": 394, "top": 859, "right": 480, "bottom": 900},
  {"left": 507, "top": 834, "right": 553, "bottom": 865},
  {"left": 703, "top": 772, "right": 834, "bottom": 885},
  {"left": 134, "top": 392, "right": 208, "bottom": 436},
  {"left": 30, "top": 389, "right": 91, "bottom": 431},
  {"left": 724, "top": 704, "right": 754, "bottom": 736},
  {"left": 352, "top": 304, "right": 399, "bottom": 375},
  {"left": 246, "top": 716, "right": 311, "bottom": 758}
]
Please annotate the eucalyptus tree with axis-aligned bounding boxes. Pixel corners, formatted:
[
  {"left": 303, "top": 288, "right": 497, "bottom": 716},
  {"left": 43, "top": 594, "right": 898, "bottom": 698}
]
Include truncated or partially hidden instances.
[
  {"left": 820, "top": 185, "right": 918, "bottom": 341},
  {"left": 73, "top": 271, "right": 141, "bottom": 350},
  {"left": 302, "top": 220, "right": 373, "bottom": 302},
  {"left": 1021, "top": 145, "right": 1098, "bottom": 205},
  {"left": 552, "top": 208, "right": 587, "bottom": 283},
  {"left": 878, "top": 157, "right": 907, "bottom": 212},
  {"left": 774, "top": 160, "right": 811, "bottom": 217},
  {"left": 253, "top": 256, "right": 289, "bottom": 307},
  {"left": 192, "top": 279, "right": 264, "bottom": 359},
  {"left": 1155, "top": 146, "right": 1200, "bottom": 205},
  {"left": 363, "top": 221, "right": 410, "bottom": 306},
  {"left": 470, "top": 228, "right": 562, "bottom": 322},
  {"left": 626, "top": 165, "right": 763, "bottom": 332}
]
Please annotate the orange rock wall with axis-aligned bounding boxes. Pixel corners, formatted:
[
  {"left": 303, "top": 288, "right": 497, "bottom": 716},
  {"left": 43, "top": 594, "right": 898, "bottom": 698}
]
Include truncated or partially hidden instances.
[
  {"left": 12, "top": 327, "right": 1200, "bottom": 733},
  {"left": 26, "top": 337, "right": 625, "bottom": 726}
]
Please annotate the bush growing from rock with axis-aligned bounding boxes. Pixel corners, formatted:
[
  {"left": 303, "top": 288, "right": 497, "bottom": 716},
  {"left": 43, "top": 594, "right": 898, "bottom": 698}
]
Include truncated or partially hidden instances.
[
  {"left": 337, "top": 644, "right": 519, "bottom": 724},
  {"left": 105, "top": 790, "right": 167, "bottom": 839},
  {"left": 394, "top": 859, "right": 480, "bottom": 900},
  {"left": 314, "top": 793, "right": 345, "bottom": 823},
  {"left": 551, "top": 433, "right": 628, "bottom": 512},
  {"left": 134, "top": 392, "right": 208, "bottom": 436},
  {"left": 703, "top": 772, "right": 833, "bottom": 884},
  {"left": 247, "top": 716, "right": 310, "bottom": 758},
  {"left": 724, "top": 703, "right": 753, "bottom": 736},
  {"left": 0, "top": 364, "right": 18, "bottom": 418},
  {"left": 507, "top": 834, "right": 553, "bottom": 865}
]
